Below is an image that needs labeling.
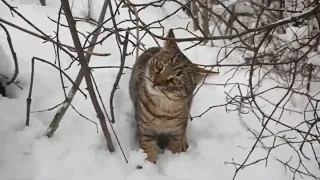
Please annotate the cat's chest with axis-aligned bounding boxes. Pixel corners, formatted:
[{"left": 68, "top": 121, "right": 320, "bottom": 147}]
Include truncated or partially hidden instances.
[
  {"left": 150, "top": 94, "right": 179, "bottom": 111},
  {"left": 140, "top": 79, "right": 188, "bottom": 134}
]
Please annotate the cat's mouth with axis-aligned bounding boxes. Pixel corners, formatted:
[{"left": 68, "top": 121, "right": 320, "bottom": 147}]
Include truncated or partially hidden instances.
[
  {"left": 152, "top": 75, "right": 166, "bottom": 87},
  {"left": 153, "top": 80, "right": 183, "bottom": 94},
  {"left": 149, "top": 74, "right": 184, "bottom": 96}
]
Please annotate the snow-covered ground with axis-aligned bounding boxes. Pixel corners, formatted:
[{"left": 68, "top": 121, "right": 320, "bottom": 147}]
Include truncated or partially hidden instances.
[{"left": 0, "top": 0, "right": 319, "bottom": 180}]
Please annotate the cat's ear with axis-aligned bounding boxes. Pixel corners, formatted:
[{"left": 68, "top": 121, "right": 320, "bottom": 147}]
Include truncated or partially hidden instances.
[
  {"left": 163, "top": 29, "right": 179, "bottom": 52},
  {"left": 193, "top": 64, "right": 219, "bottom": 83}
]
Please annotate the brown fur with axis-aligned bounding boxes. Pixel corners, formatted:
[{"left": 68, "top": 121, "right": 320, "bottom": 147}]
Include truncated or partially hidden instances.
[{"left": 129, "top": 29, "right": 218, "bottom": 163}]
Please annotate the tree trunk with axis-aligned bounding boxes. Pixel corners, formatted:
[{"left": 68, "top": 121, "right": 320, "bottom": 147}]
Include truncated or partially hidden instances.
[{"left": 39, "top": 0, "right": 46, "bottom": 6}]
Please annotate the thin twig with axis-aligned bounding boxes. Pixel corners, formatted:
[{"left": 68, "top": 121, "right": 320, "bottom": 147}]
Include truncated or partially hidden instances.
[
  {"left": 60, "top": 0, "right": 114, "bottom": 152},
  {"left": 47, "top": 0, "right": 110, "bottom": 138},
  {"left": 0, "top": 23, "right": 19, "bottom": 85},
  {"left": 0, "top": 18, "right": 110, "bottom": 57}
]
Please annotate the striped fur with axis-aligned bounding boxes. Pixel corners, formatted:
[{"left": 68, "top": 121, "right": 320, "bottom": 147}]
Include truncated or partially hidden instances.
[{"left": 129, "top": 29, "right": 218, "bottom": 163}]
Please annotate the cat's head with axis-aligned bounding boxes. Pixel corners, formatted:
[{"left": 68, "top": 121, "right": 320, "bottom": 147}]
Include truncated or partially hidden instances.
[{"left": 147, "top": 29, "right": 218, "bottom": 97}]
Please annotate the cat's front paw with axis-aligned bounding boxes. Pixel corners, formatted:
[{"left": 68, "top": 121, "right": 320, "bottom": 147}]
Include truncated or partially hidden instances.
[{"left": 182, "top": 141, "right": 188, "bottom": 152}]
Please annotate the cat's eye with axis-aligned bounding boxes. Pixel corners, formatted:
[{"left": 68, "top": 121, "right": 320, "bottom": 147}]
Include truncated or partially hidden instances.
[
  {"left": 155, "top": 61, "right": 163, "bottom": 71},
  {"left": 168, "top": 78, "right": 181, "bottom": 85},
  {"left": 171, "top": 54, "right": 183, "bottom": 64}
]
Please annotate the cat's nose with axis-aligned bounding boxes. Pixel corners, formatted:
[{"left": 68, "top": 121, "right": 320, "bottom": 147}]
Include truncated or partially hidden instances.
[{"left": 153, "top": 76, "right": 166, "bottom": 86}]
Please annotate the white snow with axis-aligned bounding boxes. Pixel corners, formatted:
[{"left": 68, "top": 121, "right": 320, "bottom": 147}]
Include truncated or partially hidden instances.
[{"left": 0, "top": 0, "right": 319, "bottom": 180}]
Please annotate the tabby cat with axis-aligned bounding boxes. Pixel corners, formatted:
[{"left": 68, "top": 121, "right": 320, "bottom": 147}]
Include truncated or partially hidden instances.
[{"left": 129, "top": 29, "right": 218, "bottom": 164}]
